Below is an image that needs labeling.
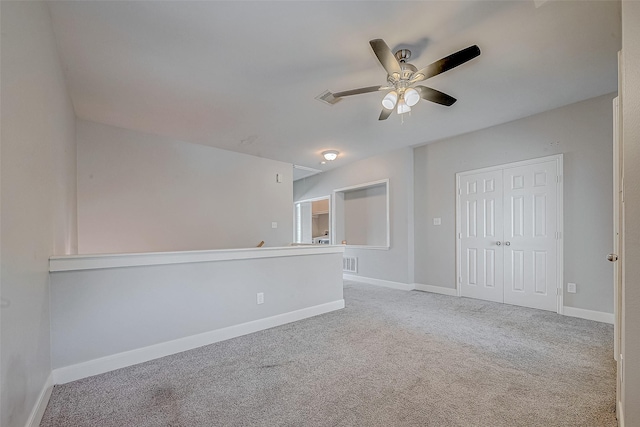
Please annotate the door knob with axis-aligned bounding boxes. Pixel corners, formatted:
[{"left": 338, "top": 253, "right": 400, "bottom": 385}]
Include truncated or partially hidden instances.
[
  {"left": 607, "top": 253, "right": 618, "bottom": 262},
  {"left": 496, "top": 241, "right": 501, "bottom": 246},
  {"left": 505, "top": 241, "right": 511, "bottom": 246}
]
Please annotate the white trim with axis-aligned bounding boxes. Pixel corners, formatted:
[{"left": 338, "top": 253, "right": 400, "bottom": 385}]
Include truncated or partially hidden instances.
[
  {"left": 333, "top": 178, "right": 389, "bottom": 193},
  {"left": 52, "top": 299, "right": 345, "bottom": 384},
  {"left": 618, "top": 401, "right": 625, "bottom": 427},
  {"left": 456, "top": 172, "right": 462, "bottom": 298},
  {"left": 343, "top": 274, "right": 414, "bottom": 291},
  {"left": 556, "top": 154, "right": 564, "bottom": 314},
  {"left": 49, "top": 245, "right": 344, "bottom": 272},
  {"left": 613, "top": 95, "right": 621, "bottom": 361},
  {"left": 295, "top": 195, "right": 331, "bottom": 204},
  {"left": 456, "top": 154, "right": 565, "bottom": 177},
  {"left": 413, "top": 283, "right": 458, "bottom": 296},
  {"left": 562, "top": 306, "right": 614, "bottom": 324},
  {"left": 25, "top": 373, "right": 53, "bottom": 427},
  {"left": 333, "top": 179, "right": 390, "bottom": 249}
]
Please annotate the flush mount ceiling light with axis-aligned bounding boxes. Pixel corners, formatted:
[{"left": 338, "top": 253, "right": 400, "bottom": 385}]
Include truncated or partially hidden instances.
[{"left": 322, "top": 150, "right": 339, "bottom": 161}]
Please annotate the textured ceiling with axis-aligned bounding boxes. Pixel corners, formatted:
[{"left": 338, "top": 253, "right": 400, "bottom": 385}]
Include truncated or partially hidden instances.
[{"left": 47, "top": 1, "right": 621, "bottom": 179}]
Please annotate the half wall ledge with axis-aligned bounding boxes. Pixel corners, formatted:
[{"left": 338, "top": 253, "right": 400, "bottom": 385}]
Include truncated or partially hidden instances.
[{"left": 50, "top": 245, "right": 346, "bottom": 272}]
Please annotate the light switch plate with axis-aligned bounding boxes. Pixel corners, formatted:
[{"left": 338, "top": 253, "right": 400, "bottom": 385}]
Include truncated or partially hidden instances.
[
  {"left": 271, "top": 222, "right": 278, "bottom": 229},
  {"left": 567, "top": 282, "right": 576, "bottom": 293},
  {"left": 433, "top": 218, "right": 442, "bottom": 226}
]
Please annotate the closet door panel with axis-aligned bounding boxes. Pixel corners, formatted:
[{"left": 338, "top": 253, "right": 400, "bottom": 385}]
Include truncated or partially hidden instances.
[
  {"left": 459, "top": 170, "right": 504, "bottom": 303},
  {"left": 503, "top": 161, "right": 558, "bottom": 311}
]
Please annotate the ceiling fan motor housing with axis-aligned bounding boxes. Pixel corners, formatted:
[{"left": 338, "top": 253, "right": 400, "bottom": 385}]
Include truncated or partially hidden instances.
[
  {"left": 400, "top": 62, "right": 417, "bottom": 81},
  {"left": 388, "top": 65, "right": 418, "bottom": 89},
  {"left": 386, "top": 49, "right": 418, "bottom": 84},
  {"left": 395, "top": 48, "right": 412, "bottom": 62}
]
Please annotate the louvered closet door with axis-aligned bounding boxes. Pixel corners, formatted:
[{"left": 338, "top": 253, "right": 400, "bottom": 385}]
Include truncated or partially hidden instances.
[
  {"left": 502, "top": 161, "right": 558, "bottom": 311},
  {"left": 459, "top": 170, "right": 504, "bottom": 303}
]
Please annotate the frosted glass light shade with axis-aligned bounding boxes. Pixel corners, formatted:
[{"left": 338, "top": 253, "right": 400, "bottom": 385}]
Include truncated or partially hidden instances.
[
  {"left": 404, "top": 88, "right": 420, "bottom": 107},
  {"left": 381, "top": 91, "right": 398, "bottom": 110},
  {"left": 322, "top": 150, "right": 339, "bottom": 161},
  {"left": 397, "top": 98, "right": 411, "bottom": 114}
]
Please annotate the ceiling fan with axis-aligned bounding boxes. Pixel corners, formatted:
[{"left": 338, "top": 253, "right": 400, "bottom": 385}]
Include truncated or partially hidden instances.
[{"left": 317, "top": 39, "right": 481, "bottom": 120}]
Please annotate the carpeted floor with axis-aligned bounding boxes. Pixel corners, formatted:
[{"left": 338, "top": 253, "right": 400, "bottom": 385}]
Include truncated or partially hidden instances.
[{"left": 40, "top": 282, "right": 617, "bottom": 427}]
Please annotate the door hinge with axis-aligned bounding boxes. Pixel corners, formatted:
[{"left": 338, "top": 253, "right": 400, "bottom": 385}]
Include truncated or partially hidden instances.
[
  {"left": 458, "top": 233, "right": 462, "bottom": 239},
  {"left": 555, "top": 231, "right": 561, "bottom": 239},
  {"left": 557, "top": 288, "right": 561, "bottom": 295},
  {"left": 458, "top": 276, "right": 462, "bottom": 284},
  {"left": 556, "top": 175, "right": 562, "bottom": 183}
]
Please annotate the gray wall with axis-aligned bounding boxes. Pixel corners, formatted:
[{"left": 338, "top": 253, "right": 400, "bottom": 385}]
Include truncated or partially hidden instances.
[
  {"left": 0, "top": 2, "right": 77, "bottom": 425},
  {"left": 77, "top": 120, "right": 294, "bottom": 253},
  {"left": 344, "top": 185, "right": 387, "bottom": 247},
  {"left": 294, "top": 148, "right": 414, "bottom": 284},
  {"left": 50, "top": 251, "right": 344, "bottom": 369},
  {"left": 414, "top": 93, "right": 616, "bottom": 313},
  {"left": 622, "top": 1, "right": 640, "bottom": 423}
]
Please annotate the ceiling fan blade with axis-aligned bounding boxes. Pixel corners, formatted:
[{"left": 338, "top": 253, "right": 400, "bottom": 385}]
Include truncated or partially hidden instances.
[
  {"left": 415, "top": 86, "right": 457, "bottom": 106},
  {"left": 379, "top": 108, "right": 393, "bottom": 121},
  {"left": 333, "top": 85, "right": 384, "bottom": 98},
  {"left": 369, "top": 39, "right": 402, "bottom": 79},
  {"left": 410, "top": 45, "right": 481, "bottom": 84}
]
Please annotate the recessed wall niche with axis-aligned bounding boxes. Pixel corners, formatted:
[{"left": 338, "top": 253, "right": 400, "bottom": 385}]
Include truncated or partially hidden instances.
[{"left": 333, "top": 179, "right": 389, "bottom": 249}]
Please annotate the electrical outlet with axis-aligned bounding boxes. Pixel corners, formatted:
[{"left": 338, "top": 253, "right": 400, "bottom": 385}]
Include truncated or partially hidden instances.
[
  {"left": 257, "top": 292, "right": 264, "bottom": 304},
  {"left": 271, "top": 222, "right": 277, "bottom": 229},
  {"left": 433, "top": 218, "right": 442, "bottom": 226},
  {"left": 567, "top": 282, "right": 577, "bottom": 293}
]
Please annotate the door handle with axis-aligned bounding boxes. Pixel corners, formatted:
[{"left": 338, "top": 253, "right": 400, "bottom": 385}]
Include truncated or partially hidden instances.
[
  {"left": 496, "top": 241, "right": 501, "bottom": 246},
  {"left": 505, "top": 241, "right": 511, "bottom": 246},
  {"left": 607, "top": 253, "right": 618, "bottom": 262}
]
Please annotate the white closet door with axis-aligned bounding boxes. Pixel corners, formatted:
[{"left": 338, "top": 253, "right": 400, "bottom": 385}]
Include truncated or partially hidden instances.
[
  {"left": 502, "top": 160, "right": 558, "bottom": 311},
  {"left": 459, "top": 170, "right": 504, "bottom": 303}
]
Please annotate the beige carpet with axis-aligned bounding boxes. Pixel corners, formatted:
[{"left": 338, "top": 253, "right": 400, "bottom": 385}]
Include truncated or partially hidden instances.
[{"left": 41, "top": 282, "right": 616, "bottom": 426}]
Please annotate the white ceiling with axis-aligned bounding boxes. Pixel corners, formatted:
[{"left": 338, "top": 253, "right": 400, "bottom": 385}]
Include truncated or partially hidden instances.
[{"left": 47, "top": 1, "right": 620, "bottom": 180}]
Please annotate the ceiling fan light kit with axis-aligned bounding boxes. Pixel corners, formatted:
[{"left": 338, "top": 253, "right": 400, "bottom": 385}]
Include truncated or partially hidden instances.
[
  {"left": 397, "top": 98, "right": 411, "bottom": 114},
  {"left": 381, "top": 91, "right": 398, "bottom": 110},
  {"left": 318, "top": 39, "right": 481, "bottom": 121},
  {"left": 404, "top": 87, "right": 420, "bottom": 107}
]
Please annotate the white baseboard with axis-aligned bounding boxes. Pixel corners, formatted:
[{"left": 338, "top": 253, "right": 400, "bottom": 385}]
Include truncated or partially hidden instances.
[
  {"left": 618, "top": 400, "right": 625, "bottom": 427},
  {"left": 25, "top": 372, "right": 53, "bottom": 427},
  {"left": 52, "top": 299, "right": 345, "bottom": 385},
  {"left": 343, "top": 274, "right": 414, "bottom": 291},
  {"left": 563, "top": 306, "right": 614, "bottom": 324},
  {"left": 413, "top": 283, "right": 458, "bottom": 297}
]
